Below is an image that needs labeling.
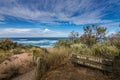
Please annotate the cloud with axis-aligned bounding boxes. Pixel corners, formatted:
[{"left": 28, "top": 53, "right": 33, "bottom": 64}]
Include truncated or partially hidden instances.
[
  {"left": 100, "top": 22, "right": 120, "bottom": 27},
  {"left": 0, "top": 0, "right": 119, "bottom": 25},
  {"left": 43, "top": 28, "right": 51, "bottom": 33},
  {"left": 2, "top": 28, "right": 31, "bottom": 34},
  {"left": 106, "top": 31, "right": 116, "bottom": 37},
  {"left": 0, "top": 28, "right": 68, "bottom": 37}
]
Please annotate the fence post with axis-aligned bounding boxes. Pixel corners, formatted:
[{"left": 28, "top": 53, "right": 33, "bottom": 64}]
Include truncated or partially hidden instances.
[
  {"left": 32, "top": 52, "right": 35, "bottom": 65},
  {"left": 35, "top": 57, "right": 46, "bottom": 80},
  {"left": 35, "top": 57, "right": 42, "bottom": 80}
]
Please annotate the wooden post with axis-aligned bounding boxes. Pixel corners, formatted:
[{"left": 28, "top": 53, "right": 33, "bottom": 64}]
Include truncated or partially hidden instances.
[
  {"left": 35, "top": 57, "right": 42, "bottom": 80},
  {"left": 32, "top": 52, "right": 35, "bottom": 65},
  {"left": 35, "top": 57, "right": 46, "bottom": 80}
]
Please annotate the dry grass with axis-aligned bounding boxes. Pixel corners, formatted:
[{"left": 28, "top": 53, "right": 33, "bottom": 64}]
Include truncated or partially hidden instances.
[
  {"left": 44, "top": 47, "right": 69, "bottom": 69},
  {"left": 0, "top": 51, "right": 12, "bottom": 63},
  {"left": 34, "top": 47, "right": 70, "bottom": 79}
]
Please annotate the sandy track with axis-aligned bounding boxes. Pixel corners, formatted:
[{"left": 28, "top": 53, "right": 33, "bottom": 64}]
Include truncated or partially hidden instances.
[{"left": 11, "top": 70, "right": 35, "bottom": 80}]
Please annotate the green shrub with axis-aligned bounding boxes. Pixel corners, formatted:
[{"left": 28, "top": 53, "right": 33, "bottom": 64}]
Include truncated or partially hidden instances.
[
  {"left": 0, "top": 38, "right": 21, "bottom": 51},
  {"left": 71, "top": 43, "right": 87, "bottom": 49},
  {"left": 55, "top": 40, "right": 73, "bottom": 48},
  {"left": 92, "top": 42, "right": 119, "bottom": 59},
  {"left": 31, "top": 47, "right": 46, "bottom": 57},
  {"left": 0, "top": 50, "right": 12, "bottom": 63},
  {"left": 70, "top": 43, "right": 92, "bottom": 56},
  {"left": 12, "top": 49, "right": 24, "bottom": 54}
]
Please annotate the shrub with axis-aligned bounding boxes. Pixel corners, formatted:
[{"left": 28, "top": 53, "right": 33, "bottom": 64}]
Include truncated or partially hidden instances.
[
  {"left": 71, "top": 43, "right": 87, "bottom": 49},
  {"left": 31, "top": 47, "right": 46, "bottom": 57},
  {"left": 91, "top": 42, "right": 119, "bottom": 59},
  {"left": 0, "top": 38, "right": 22, "bottom": 51},
  {"left": 109, "top": 32, "right": 120, "bottom": 49},
  {"left": 0, "top": 51, "right": 12, "bottom": 63},
  {"left": 12, "top": 49, "right": 24, "bottom": 54},
  {"left": 70, "top": 43, "right": 92, "bottom": 56},
  {"left": 55, "top": 40, "right": 72, "bottom": 48}
]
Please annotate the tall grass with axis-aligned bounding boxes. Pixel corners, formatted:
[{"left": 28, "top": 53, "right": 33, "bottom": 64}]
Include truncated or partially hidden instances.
[
  {"left": 35, "top": 47, "right": 69, "bottom": 79},
  {"left": 44, "top": 47, "right": 69, "bottom": 67}
]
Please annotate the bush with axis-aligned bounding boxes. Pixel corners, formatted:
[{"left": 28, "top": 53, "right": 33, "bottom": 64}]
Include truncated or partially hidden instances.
[
  {"left": 31, "top": 47, "right": 46, "bottom": 57},
  {"left": 91, "top": 42, "right": 119, "bottom": 59},
  {"left": 70, "top": 43, "right": 92, "bottom": 56},
  {"left": 55, "top": 40, "right": 73, "bottom": 48},
  {"left": 109, "top": 32, "right": 120, "bottom": 49},
  {"left": 12, "top": 49, "right": 24, "bottom": 54},
  {"left": 71, "top": 43, "right": 87, "bottom": 49},
  {"left": 0, "top": 38, "right": 22, "bottom": 51},
  {"left": 0, "top": 50, "right": 12, "bottom": 63}
]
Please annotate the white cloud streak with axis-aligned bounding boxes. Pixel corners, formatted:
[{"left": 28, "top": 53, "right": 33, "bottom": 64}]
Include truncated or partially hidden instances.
[
  {"left": 2, "top": 28, "right": 31, "bottom": 34},
  {"left": 0, "top": 28, "right": 68, "bottom": 37}
]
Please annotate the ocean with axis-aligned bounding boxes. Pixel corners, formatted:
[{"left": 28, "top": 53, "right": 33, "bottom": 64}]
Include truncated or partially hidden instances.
[{"left": 9, "top": 37, "right": 68, "bottom": 48}]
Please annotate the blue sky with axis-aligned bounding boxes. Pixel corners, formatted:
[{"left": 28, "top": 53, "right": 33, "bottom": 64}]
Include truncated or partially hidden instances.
[{"left": 0, "top": 0, "right": 120, "bottom": 37}]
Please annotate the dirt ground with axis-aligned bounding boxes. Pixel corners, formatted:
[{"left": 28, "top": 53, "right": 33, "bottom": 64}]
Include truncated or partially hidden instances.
[
  {"left": 42, "top": 59, "right": 110, "bottom": 80},
  {"left": 11, "top": 57, "right": 111, "bottom": 80},
  {"left": 0, "top": 53, "right": 34, "bottom": 80},
  {"left": 0, "top": 53, "right": 119, "bottom": 80}
]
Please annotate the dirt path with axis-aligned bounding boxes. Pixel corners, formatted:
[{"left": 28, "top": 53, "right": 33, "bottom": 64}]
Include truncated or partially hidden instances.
[
  {"left": 11, "top": 58, "right": 110, "bottom": 80},
  {"left": 0, "top": 53, "right": 34, "bottom": 80},
  {"left": 0, "top": 53, "right": 33, "bottom": 73},
  {"left": 42, "top": 60, "right": 109, "bottom": 80},
  {"left": 0, "top": 53, "right": 111, "bottom": 80},
  {"left": 11, "top": 70, "right": 35, "bottom": 80}
]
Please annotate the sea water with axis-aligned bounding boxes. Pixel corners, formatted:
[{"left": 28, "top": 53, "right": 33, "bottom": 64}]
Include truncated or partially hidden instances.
[{"left": 10, "top": 37, "right": 68, "bottom": 48}]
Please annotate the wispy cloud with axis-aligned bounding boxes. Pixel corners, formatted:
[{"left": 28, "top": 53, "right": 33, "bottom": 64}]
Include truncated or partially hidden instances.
[
  {"left": 2, "top": 28, "right": 31, "bottom": 34},
  {"left": 0, "top": 0, "right": 119, "bottom": 25},
  {"left": 0, "top": 28, "right": 68, "bottom": 37},
  {"left": 100, "top": 22, "right": 120, "bottom": 27}
]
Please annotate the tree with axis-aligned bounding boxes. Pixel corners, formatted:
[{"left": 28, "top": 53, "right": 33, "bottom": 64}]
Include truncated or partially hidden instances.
[
  {"left": 109, "top": 31, "right": 120, "bottom": 49},
  {"left": 94, "top": 26, "right": 106, "bottom": 41},
  {"left": 80, "top": 25, "right": 107, "bottom": 46},
  {"left": 69, "top": 31, "right": 79, "bottom": 42}
]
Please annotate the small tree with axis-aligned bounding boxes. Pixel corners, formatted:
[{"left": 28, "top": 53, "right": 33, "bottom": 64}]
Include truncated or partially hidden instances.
[
  {"left": 69, "top": 31, "right": 79, "bottom": 42},
  {"left": 94, "top": 26, "right": 107, "bottom": 41},
  {"left": 80, "top": 25, "right": 107, "bottom": 46},
  {"left": 109, "top": 31, "right": 120, "bottom": 49}
]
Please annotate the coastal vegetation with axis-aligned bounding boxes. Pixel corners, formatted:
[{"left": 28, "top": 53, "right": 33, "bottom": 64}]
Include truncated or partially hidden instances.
[
  {"left": 0, "top": 25, "right": 120, "bottom": 80},
  {"left": 0, "top": 38, "right": 44, "bottom": 63},
  {"left": 55, "top": 25, "right": 120, "bottom": 59}
]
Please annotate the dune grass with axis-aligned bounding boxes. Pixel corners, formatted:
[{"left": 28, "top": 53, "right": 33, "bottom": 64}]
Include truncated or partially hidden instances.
[{"left": 34, "top": 47, "right": 70, "bottom": 79}]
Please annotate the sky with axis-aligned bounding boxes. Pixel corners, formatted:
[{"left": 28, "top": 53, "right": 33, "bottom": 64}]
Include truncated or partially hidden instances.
[{"left": 0, "top": 0, "right": 120, "bottom": 37}]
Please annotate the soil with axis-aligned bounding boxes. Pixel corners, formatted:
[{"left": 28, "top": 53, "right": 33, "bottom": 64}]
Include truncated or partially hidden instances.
[{"left": 0, "top": 53, "right": 119, "bottom": 80}]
